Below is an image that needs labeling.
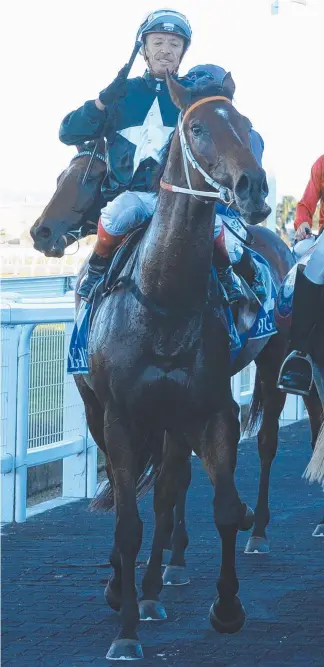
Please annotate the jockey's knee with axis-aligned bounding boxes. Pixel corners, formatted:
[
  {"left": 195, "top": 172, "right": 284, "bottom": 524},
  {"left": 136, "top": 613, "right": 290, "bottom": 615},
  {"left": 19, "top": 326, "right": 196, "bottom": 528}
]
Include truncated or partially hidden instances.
[{"left": 100, "top": 191, "right": 155, "bottom": 236}]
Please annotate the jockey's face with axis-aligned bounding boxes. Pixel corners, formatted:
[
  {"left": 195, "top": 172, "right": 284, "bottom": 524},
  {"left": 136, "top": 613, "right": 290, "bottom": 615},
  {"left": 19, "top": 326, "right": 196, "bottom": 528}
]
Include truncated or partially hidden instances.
[{"left": 144, "top": 32, "right": 185, "bottom": 78}]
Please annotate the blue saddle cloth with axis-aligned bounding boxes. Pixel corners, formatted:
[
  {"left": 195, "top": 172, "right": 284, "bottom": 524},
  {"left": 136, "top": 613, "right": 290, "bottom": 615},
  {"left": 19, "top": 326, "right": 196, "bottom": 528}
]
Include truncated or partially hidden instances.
[{"left": 67, "top": 249, "right": 277, "bottom": 375}]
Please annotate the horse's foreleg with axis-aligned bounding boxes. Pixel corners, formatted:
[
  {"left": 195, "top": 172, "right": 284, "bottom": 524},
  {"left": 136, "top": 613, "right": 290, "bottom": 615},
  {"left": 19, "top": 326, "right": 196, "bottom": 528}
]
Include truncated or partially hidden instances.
[
  {"left": 163, "top": 454, "right": 191, "bottom": 586},
  {"left": 303, "top": 384, "right": 324, "bottom": 537},
  {"left": 104, "top": 409, "right": 144, "bottom": 661},
  {"left": 140, "top": 434, "right": 191, "bottom": 620},
  {"left": 197, "top": 403, "right": 250, "bottom": 634},
  {"left": 245, "top": 337, "right": 286, "bottom": 554}
]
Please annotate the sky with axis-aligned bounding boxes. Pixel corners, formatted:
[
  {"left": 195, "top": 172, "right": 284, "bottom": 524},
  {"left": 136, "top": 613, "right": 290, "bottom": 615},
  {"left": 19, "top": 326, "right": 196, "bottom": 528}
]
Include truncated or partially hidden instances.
[{"left": 1, "top": 0, "right": 323, "bottom": 204}]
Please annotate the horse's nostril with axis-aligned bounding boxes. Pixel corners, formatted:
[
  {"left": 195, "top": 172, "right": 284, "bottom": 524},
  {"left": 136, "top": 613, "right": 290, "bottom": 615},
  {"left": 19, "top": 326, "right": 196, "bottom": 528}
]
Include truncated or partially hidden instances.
[
  {"left": 38, "top": 226, "right": 52, "bottom": 239},
  {"left": 235, "top": 174, "right": 250, "bottom": 199}
]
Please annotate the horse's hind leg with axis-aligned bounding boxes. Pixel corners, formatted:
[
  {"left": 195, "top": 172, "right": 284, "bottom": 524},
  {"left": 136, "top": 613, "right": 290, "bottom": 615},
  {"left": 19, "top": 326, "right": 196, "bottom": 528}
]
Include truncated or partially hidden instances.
[
  {"left": 74, "top": 375, "right": 106, "bottom": 452},
  {"left": 140, "top": 434, "right": 191, "bottom": 621},
  {"left": 303, "top": 385, "right": 324, "bottom": 537},
  {"left": 245, "top": 336, "right": 286, "bottom": 554},
  {"left": 163, "top": 455, "right": 191, "bottom": 586}
]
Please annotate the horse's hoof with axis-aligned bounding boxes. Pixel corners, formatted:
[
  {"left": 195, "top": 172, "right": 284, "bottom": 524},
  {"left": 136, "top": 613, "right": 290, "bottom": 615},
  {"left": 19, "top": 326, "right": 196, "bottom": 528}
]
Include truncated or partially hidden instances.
[
  {"left": 139, "top": 599, "right": 167, "bottom": 621},
  {"left": 209, "top": 597, "right": 245, "bottom": 634},
  {"left": 244, "top": 536, "right": 269, "bottom": 554},
  {"left": 312, "top": 523, "right": 324, "bottom": 537},
  {"left": 147, "top": 548, "right": 171, "bottom": 567},
  {"left": 106, "top": 638, "right": 143, "bottom": 661},
  {"left": 238, "top": 505, "right": 254, "bottom": 531},
  {"left": 163, "top": 565, "right": 190, "bottom": 586},
  {"left": 104, "top": 582, "right": 121, "bottom": 611}
]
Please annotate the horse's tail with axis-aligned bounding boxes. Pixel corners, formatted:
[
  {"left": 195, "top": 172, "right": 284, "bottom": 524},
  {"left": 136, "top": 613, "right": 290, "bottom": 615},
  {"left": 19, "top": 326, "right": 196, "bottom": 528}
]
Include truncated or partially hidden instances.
[
  {"left": 244, "top": 368, "right": 264, "bottom": 437},
  {"left": 88, "top": 453, "right": 161, "bottom": 513},
  {"left": 303, "top": 421, "right": 324, "bottom": 488}
]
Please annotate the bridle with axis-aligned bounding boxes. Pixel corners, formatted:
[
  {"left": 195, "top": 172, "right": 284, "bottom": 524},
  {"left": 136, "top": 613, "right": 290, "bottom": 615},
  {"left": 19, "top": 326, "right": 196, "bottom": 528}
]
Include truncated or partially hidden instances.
[{"left": 160, "top": 95, "right": 235, "bottom": 206}]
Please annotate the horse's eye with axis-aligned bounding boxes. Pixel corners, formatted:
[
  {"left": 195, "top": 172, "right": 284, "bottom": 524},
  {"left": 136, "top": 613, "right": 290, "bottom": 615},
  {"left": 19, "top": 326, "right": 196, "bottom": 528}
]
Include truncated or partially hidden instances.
[{"left": 191, "top": 124, "right": 202, "bottom": 137}]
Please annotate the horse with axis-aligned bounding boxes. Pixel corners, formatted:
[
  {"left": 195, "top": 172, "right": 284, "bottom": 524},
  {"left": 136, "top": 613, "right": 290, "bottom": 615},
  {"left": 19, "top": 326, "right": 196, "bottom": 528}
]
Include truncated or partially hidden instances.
[
  {"left": 31, "top": 73, "right": 324, "bottom": 659},
  {"left": 31, "top": 133, "right": 324, "bottom": 552},
  {"left": 30, "top": 140, "right": 107, "bottom": 258}
]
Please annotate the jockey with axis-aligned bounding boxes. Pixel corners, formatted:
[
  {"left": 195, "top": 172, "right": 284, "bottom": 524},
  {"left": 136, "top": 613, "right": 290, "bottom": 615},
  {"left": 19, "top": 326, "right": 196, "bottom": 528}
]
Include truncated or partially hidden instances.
[
  {"left": 59, "top": 11, "right": 264, "bottom": 303},
  {"left": 277, "top": 154, "right": 324, "bottom": 395}
]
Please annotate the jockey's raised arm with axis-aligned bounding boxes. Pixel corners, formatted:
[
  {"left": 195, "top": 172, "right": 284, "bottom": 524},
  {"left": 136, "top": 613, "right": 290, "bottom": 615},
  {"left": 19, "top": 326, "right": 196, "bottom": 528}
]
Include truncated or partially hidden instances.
[{"left": 59, "top": 99, "right": 109, "bottom": 146}]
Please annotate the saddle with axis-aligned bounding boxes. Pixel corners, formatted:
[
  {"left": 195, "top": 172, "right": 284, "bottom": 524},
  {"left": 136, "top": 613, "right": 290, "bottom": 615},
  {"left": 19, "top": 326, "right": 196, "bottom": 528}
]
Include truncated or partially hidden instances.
[{"left": 89, "top": 222, "right": 150, "bottom": 329}]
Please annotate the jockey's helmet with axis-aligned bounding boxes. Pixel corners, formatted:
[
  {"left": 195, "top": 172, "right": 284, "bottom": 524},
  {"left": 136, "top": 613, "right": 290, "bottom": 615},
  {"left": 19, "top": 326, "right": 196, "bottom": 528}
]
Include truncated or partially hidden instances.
[
  {"left": 137, "top": 9, "right": 192, "bottom": 52},
  {"left": 187, "top": 64, "right": 236, "bottom": 98},
  {"left": 188, "top": 65, "right": 229, "bottom": 87}
]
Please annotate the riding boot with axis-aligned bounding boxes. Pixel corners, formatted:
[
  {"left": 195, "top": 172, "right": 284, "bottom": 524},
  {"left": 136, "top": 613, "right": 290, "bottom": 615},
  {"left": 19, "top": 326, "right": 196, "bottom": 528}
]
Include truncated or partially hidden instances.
[
  {"left": 213, "top": 235, "right": 245, "bottom": 304},
  {"left": 277, "top": 266, "right": 322, "bottom": 396},
  {"left": 77, "top": 220, "right": 124, "bottom": 301},
  {"left": 77, "top": 251, "right": 112, "bottom": 300},
  {"left": 234, "top": 247, "right": 267, "bottom": 304}
]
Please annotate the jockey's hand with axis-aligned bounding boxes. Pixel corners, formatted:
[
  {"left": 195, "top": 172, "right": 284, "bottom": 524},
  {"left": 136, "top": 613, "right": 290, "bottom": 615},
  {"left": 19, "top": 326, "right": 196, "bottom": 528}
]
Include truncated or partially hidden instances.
[
  {"left": 295, "top": 221, "right": 312, "bottom": 241},
  {"left": 99, "top": 65, "right": 129, "bottom": 107}
]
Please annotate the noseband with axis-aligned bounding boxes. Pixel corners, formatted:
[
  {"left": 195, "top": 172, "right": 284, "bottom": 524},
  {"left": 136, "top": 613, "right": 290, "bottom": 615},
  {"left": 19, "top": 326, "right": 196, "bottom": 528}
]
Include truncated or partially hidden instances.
[{"left": 160, "top": 95, "right": 235, "bottom": 206}]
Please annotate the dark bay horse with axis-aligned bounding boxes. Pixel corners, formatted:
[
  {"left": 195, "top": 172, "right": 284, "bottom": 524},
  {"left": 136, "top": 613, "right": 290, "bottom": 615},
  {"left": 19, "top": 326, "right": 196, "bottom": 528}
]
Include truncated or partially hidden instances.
[
  {"left": 31, "top": 75, "right": 323, "bottom": 659},
  {"left": 31, "top": 101, "right": 323, "bottom": 552},
  {"left": 31, "top": 141, "right": 107, "bottom": 257}
]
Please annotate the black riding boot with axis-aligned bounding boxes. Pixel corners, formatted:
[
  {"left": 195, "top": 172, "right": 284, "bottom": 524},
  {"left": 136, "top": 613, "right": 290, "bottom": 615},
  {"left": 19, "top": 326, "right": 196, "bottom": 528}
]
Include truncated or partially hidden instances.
[
  {"left": 217, "top": 266, "right": 246, "bottom": 304},
  {"left": 277, "top": 266, "right": 321, "bottom": 396},
  {"left": 235, "top": 247, "right": 267, "bottom": 304},
  {"left": 213, "top": 244, "right": 245, "bottom": 304},
  {"left": 77, "top": 251, "right": 111, "bottom": 301}
]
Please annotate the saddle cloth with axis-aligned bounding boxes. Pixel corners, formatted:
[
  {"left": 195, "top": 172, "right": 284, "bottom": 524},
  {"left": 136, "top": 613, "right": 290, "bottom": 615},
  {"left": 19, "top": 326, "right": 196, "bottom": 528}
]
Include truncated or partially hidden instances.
[
  {"left": 67, "top": 236, "right": 277, "bottom": 375},
  {"left": 275, "top": 236, "right": 318, "bottom": 331}
]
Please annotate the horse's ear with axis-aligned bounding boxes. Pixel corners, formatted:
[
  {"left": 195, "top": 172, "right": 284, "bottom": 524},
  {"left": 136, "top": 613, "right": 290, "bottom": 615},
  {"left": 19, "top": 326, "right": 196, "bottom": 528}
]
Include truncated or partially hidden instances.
[
  {"left": 222, "top": 71, "right": 236, "bottom": 99},
  {"left": 166, "top": 71, "right": 192, "bottom": 110}
]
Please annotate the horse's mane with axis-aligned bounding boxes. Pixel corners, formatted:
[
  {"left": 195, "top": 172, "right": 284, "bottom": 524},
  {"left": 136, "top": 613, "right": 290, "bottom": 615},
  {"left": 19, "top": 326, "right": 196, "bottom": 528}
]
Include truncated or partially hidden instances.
[
  {"left": 151, "top": 132, "right": 175, "bottom": 192},
  {"left": 76, "top": 139, "right": 105, "bottom": 154},
  {"left": 152, "top": 81, "right": 234, "bottom": 193}
]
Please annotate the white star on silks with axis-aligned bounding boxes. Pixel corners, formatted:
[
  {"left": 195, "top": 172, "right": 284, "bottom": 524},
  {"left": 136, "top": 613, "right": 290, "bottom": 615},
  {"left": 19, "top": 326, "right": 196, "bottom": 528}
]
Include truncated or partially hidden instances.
[{"left": 117, "top": 98, "right": 174, "bottom": 175}]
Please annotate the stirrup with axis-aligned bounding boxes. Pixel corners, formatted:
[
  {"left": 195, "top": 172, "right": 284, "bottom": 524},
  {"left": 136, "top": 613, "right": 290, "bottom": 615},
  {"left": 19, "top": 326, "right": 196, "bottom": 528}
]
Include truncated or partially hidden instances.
[{"left": 277, "top": 350, "right": 313, "bottom": 396}]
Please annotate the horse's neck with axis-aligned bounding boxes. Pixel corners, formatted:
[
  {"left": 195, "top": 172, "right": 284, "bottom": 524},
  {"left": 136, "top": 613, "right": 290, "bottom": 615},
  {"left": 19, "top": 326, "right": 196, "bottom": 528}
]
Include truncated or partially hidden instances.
[{"left": 139, "top": 134, "right": 215, "bottom": 311}]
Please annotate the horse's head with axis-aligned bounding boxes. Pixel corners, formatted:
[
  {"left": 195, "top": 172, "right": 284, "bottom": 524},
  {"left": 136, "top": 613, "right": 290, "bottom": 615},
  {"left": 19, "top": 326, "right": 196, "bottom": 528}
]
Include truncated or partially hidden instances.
[
  {"left": 30, "top": 141, "right": 106, "bottom": 257},
  {"left": 166, "top": 73, "right": 271, "bottom": 225}
]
